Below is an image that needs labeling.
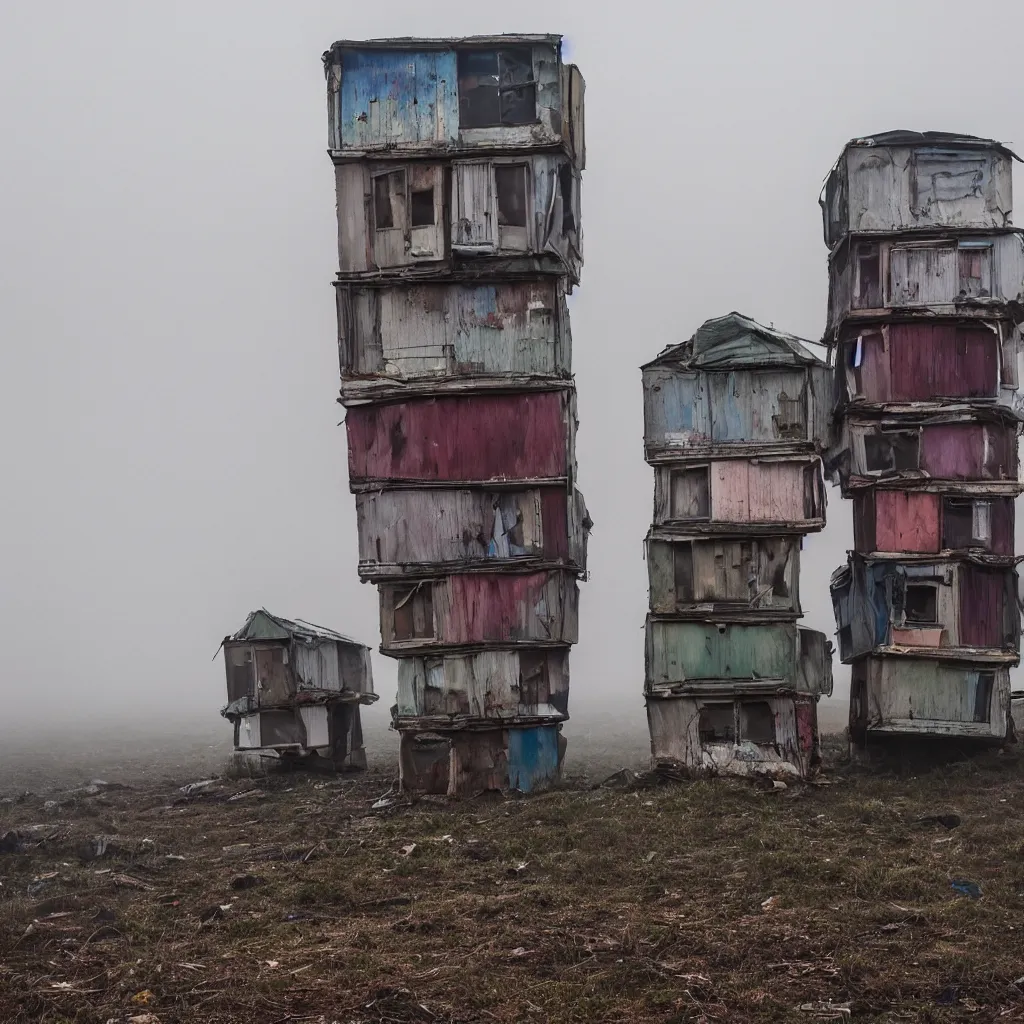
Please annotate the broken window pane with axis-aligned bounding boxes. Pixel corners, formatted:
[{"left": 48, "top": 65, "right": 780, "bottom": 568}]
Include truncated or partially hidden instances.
[
  {"left": 373, "top": 175, "right": 396, "bottom": 230},
  {"left": 698, "top": 704, "right": 735, "bottom": 743},
  {"left": 854, "top": 244, "right": 881, "bottom": 308},
  {"left": 904, "top": 583, "right": 938, "bottom": 625},
  {"left": 740, "top": 702, "right": 775, "bottom": 745},
  {"left": 958, "top": 245, "right": 992, "bottom": 297},
  {"left": 410, "top": 188, "right": 435, "bottom": 227},
  {"left": 773, "top": 391, "right": 805, "bottom": 439},
  {"left": 495, "top": 165, "right": 527, "bottom": 227},
  {"left": 458, "top": 48, "right": 537, "bottom": 128},
  {"left": 669, "top": 467, "right": 710, "bottom": 520}
]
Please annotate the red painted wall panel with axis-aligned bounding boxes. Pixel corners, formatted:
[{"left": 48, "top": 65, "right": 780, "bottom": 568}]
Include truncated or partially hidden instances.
[
  {"left": 539, "top": 489, "right": 570, "bottom": 561},
  {"left": 959, "top": 565, "right": 1005, "bottom": 648},
  {"left": 445, "top": 572, "right": 573, "bottom": 644},
  {"left": 347, "top": 392, "right": 569, "bottom": 483},
  {"left": 874, "top": 491, "right": 940, "bottom": 553},
  {"left": 888, "top": 324, "right": 998, "bottom": 402},
  {"left": 920, "top": 423, "right": 1018, "bottom": 480}
]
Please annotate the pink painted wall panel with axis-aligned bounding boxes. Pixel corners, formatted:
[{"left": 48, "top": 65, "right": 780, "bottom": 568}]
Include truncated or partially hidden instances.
[
  {"left": 874, "top": 491, "right": 940, "bottom": 553},
  {"left": 889, "top": 324, "right": 998, "bottom": 402},
  {"left": 920, "top": 423, "right": 1018, "bottom": 480},
  {"left": 347, "top": 392, "right": 569, "bottom": 483},
  {"left": 710, "top": 462, "right": 806, "bottom": 522}
]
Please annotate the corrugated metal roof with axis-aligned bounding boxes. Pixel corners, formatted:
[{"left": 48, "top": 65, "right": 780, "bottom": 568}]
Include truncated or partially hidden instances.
[
  {"left": 642, "top": 312, "right": 828, "bottom": 371},
  {"left": 324, "top": 34, "right": 561, "bottom": 58},
  {"left": 226, "top": 609, "right": 367, "bottom": 649},
  {"left": 843, "top": 130, "right": 1021, "bottom": 162}
]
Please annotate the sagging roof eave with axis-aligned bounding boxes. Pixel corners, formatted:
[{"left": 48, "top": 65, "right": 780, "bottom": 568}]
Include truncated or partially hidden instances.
[
  {"left": 225, "top": 609, "right": 369, "bottom": 650},
  {"left": 324, "top": 34, "right": 562, "bottom": 61},
  {"left": 841, "top": 130, "right": 1022, "bottom": 163},
  {"left": 641, "top": 312, "right": 828, "bottom": 372}
]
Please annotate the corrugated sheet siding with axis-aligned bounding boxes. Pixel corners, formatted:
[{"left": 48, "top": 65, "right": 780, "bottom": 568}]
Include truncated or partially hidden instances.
[
  {"left": 919, "top": 423, "right": 1018, "bottom": 480},
  {"left": 347, "top": 392, "right": 570, "bottom": 483},
  {"left": 646, "top": 621, "right": 796, "bottom": 685},
  {"left": 340, "top": 281, "right": 569, "bottom": 379},
  {"left": 355, "top": 487, "right": 575, "bottom": 569},
  {"left": 887, "top": 324, "right": 999, "bottom": 401}
]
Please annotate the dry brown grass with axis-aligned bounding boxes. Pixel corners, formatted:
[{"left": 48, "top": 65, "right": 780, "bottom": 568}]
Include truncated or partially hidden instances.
[{"left": 2, "top": 738, "right": 1024, "bottom": 1023}]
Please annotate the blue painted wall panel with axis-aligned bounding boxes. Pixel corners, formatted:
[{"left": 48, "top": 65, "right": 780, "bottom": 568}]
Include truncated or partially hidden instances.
[
  {"left": 507, "top": 725, "right": 561, "bottom": 793},
  {"left": 340, "top": 50, "right": 458, "bottom": 149}
]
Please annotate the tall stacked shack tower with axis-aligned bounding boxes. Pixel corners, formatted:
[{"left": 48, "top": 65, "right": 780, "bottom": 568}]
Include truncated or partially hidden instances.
[
  {"left": 641, "top": 314, "right": 834, "bottom": 778},
  {"left": 324, "top": 36, "right": 588, "bottom": 795},
  {"left": 823, "top": 131, "right": 1023, "bottom": 747}
]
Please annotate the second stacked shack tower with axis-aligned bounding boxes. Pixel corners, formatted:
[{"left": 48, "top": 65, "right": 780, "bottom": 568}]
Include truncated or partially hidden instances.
[
  {"left": 823, "top": 131, "right": 1023, "bottom": 747},
  {"left": 325, "top": 35, "right": 588, "bottom": 794},
  {"left": 641, "top": 314, "right": 834, "bottom": 778}
]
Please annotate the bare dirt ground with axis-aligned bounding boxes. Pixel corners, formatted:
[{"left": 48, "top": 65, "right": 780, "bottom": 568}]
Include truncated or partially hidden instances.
[{"left": 2, "top": 715, "right": 1024, "bottom": 1023}]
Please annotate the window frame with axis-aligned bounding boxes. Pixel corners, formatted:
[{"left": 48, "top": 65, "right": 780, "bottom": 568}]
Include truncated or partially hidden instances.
[{"left": 457, "top": 47, "right": 539, "bottom": 130}]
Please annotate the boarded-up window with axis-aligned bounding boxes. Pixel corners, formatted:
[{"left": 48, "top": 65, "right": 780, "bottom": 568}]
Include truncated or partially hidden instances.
[
  {"left": 669, "top": 467, "right": 710, "bottom": 520},
  {"left": 889, "top": 244, "right": 957, "bottom": 306},
  {"left": 854, "top": 243, "right": 881, "bottom": 307},
  {"left": 864, "top": 431, "right": 920, "bottom": 473},
  {"left": 740, "top": 702, "right": 775, "bottom": 745},
  {"left": 674, "top": 542, "right": 694, "bottom": 604},
  {"left": 958, "top": 244, "right": 992, "bottom": 297},
  {"left": 698, "top": 703, "right": 735, "bottom": 743},
  {"left": 904, "top": 583, "right": 938, "bottom": 625},
  {"left": 452, "top": 162, "right": 495, "bottom": 250},
  {"left": 392, "top": 584, "right": 434, "bottom": 641},
  {"left": 519, "top": 651, "right": 550, "bottom": 706},
  {"left": 457, "top": 49, "right": 537, "bottom": 128}
]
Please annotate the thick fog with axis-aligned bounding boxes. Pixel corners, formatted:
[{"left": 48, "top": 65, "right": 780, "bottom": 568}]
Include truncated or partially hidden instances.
[{"left": 1, "top": 0, "right": 1021, "bottom": 741}]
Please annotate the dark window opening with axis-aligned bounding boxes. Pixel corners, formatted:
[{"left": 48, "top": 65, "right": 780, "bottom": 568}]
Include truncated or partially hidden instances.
[
  {"left": 558, "top": 163, "right": 576, "bottom": 234},
  {"left": 864, "top": 431, "right": 920, "bottom": 473},
  {"left": 855, "top": 244, "right": 881, "bottom": 307},
  {"left": 803, "top": 465, "right": 820, "bottom": 520},
  {"left": 773, "top": 392, "right": 806, "bottom": 439},
  {"left": 973, "top": 672, "right": 995, "bottom": 723},
  {"left": 410, "top": 188, "right": 435, "bottom": 227},
  {"left": 740, "top": 702, "right": 775, "bottom": 745},
  {"left": 674, "top": 543, "right": 694, "bottom": 604},
  {"left": 698, "top": 703, "right": 735, "bottom": 743},
  {"left": 373, "top": 173, "right": 401, "bottom": 230},
  {"left": 519, "top": 651, "right": 550, "bottom": 706},
  {"left": 495, "top": 165, "right": 527, "bottom": 227},
  {"left": 392, "top": 584, "right": 434, "bottom": 641},
  {"left": 943, "top": 498, "right": 991, "bottom": 550},
  {"left": 958, "top": 246, "right": 992, "bottom": 298},
  {"left": 904, "top": 584, "right": 938, "bottom": 625},
  {"left": 458, "top": 48, "right": 537, "bottom": 129},
  {"left": 670, "top": 467, "right": 710, "bottom": 520}
]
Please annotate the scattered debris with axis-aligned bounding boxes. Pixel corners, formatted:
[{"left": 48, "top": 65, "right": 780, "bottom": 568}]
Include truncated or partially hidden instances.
[
  {"left": 951, "top": 879, "right": 982, "bottom": 899},
  {"left": 917, "top": 813, "right": 962, "bottom": 830},
  {"left": 178, "top": 780, "right": 218, "bottom": 797},
  {"left": 400, "top": 843, "right": 417, "bottom": 857},
  {"left": 229, "top": 874, "right": 262, "bottom": 891},
  {"left": 761, "top": 896, "right": 781, "bottom": 912},
  {"left": 131, "top": 990, "right": 155, "bottom": 1006}
]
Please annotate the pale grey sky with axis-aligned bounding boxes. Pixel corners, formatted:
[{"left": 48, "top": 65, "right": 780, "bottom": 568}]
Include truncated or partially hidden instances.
[{"left": 1, "top": 0, "right": 1021, "bottom": 737}]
